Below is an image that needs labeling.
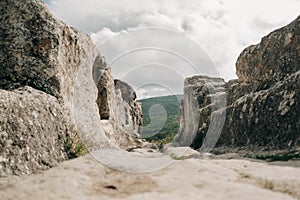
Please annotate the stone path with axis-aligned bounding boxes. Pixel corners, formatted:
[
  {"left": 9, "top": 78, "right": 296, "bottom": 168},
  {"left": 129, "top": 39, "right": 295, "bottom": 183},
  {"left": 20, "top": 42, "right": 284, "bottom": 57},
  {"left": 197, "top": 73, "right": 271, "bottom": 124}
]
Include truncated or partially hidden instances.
[{"left": 1, "top": 151, "right": 300, "bottom": 200}]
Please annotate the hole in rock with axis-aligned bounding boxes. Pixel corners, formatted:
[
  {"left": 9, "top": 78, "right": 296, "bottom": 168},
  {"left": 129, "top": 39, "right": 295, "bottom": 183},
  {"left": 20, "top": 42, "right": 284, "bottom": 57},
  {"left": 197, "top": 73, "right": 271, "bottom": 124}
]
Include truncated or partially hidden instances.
[{"left": 104, "top": 185, "right": 118, "bottom": 190}]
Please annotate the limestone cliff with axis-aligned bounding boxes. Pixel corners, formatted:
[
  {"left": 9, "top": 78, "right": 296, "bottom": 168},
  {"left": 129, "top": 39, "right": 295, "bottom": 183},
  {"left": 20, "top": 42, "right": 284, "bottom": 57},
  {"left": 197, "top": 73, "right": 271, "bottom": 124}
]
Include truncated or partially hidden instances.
[
  {"left": 0, "top": 0, "right": 142, "bottom": 177},
  {"left": 176, "top": 16, "right": 300, "bottom": 155}
]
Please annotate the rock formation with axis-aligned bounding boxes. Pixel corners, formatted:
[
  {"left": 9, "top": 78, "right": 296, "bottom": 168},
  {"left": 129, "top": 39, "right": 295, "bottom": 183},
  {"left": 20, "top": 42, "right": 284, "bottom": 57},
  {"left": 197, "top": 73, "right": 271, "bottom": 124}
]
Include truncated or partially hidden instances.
[
  {"left": 94, "top": 67, "right": 143, "bottom": 148},
  {"left": 176, "top": 16, "right": 300, "bottom": 155},
  {"left": 114, "top": 79, "right": 143, "bottom": 136},
  {"left": 0, "top": 0, "right": 142, "bottom": 177}
]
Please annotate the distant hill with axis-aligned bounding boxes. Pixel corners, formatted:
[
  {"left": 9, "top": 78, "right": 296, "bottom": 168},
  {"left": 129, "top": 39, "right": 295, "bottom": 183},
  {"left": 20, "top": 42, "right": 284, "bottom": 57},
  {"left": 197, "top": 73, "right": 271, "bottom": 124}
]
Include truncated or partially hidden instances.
[{"left": 138, "top": 95, "right": 183, "bottom": 144}]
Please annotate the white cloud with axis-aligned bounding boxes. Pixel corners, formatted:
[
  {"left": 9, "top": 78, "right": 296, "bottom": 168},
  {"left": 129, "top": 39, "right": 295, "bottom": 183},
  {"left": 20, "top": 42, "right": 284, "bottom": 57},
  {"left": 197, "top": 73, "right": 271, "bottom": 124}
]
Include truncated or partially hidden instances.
[{"left": 48, "top": 0, "right": 300, "bottom": 98}]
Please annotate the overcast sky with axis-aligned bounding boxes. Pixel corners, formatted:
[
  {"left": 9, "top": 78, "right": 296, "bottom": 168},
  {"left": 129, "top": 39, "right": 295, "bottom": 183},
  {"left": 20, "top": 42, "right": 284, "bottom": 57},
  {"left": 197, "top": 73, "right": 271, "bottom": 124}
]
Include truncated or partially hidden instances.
[{"left": 46, "top": 0, "right": 299, "bottom": 98}]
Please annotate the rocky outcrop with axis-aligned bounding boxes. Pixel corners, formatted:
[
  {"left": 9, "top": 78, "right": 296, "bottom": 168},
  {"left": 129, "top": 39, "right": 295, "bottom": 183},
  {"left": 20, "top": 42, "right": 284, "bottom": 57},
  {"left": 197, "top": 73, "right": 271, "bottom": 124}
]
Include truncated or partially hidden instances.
[
  {"left": 176, "top": 76, "right": 226, "bottom": 151},
  {"left": 114, "top": 79, "right": 143, "bottom": 133},
  {"left": 94, "top": 67, "right": 143, "bottom": 148},
  {"left": 236, "top": 16, "right": 300, "bottom": 86},
  {"left": 114, "top": 80, "right": 137, "bottom": 103},
  {"left": 176, "top": 16, "right": 300, "bottom": 155},
  {"left": 0, "top": 0, "right": 142, "bottom": 177}
]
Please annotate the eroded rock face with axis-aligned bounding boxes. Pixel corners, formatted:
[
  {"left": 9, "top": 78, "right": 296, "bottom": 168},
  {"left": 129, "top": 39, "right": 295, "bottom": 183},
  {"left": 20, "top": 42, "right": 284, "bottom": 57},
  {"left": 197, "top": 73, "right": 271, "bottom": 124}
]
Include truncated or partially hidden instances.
[
  {"left": 0, "top": 87, "right": 69, "bottom": 176},
  {"left": 177, "top": 16, "right": 300, "bottom": 154},
  {"left": 236, "top": 16, "right": 300, "bottom": 87},
  {"left": 219, "top": 71, "right": 300, "bottom": 149},
  {"left": 114, "top": 79, "right": 137, "bottom": 103},
  {"left": 0, "top": 0, "right": 142, "bottom": 177},
  {"left": 114, "top": 79, "right": 143, "bottom": 133},
  {"left": 176, "top": 76, "right": 226, "bottom": 150},
  {"left": 94, "top": 69, "right": 143, "bottom": 148}
]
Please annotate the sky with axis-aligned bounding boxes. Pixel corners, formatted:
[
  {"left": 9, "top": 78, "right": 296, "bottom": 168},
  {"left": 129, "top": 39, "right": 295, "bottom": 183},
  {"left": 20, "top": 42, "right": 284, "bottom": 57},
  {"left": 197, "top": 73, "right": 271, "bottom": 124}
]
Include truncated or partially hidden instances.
[{"left": 45, "top": 0, "right": 300, "bottom": 99}]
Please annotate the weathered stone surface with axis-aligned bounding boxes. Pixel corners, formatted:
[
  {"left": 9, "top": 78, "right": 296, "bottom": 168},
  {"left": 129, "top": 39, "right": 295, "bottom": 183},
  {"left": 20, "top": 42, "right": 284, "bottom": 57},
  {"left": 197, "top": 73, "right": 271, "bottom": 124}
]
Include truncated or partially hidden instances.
[
  {"left": 219, "top": 71, "right": 300, "bottom": 149},
  {"left": 114, "top": 79, "right": 143, "bottom": 133},
  {"left": 0, "top": 0, "right": 142, "bottom": 177},
  {"left": 1, "top": 154, "right": 300, "bottom": 200},
  {"left": 236, "top": 16, "right": 300, "bottom": 87},
  {"left": 96, "top": 70, "right": 112, "bottom": 120},
  {"left": 0, "top": 87, "right": 69, "bottom": 176},
  {"left": 94, "top": 70, "right": 143, "bottom": 148},
  {"left": 175, "top": 76, "right": 226, "bottom": 150},
  {"left": 176, "top": 16, "right": 300, "bottom": 155},
  {"left": 114, "top": 79, "right": 137, "bottom": 103},
  {"left": 0, "top": 0, "right": 105, "bottom": 177}
]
